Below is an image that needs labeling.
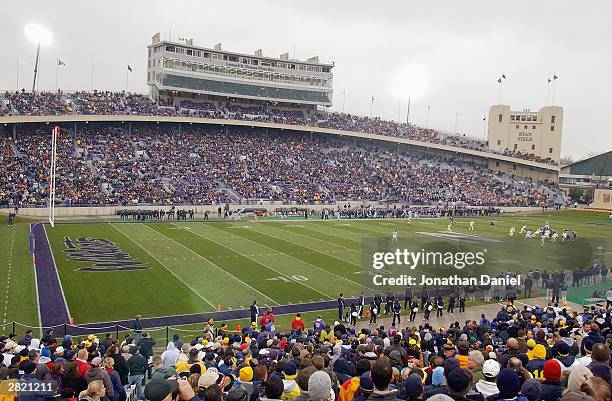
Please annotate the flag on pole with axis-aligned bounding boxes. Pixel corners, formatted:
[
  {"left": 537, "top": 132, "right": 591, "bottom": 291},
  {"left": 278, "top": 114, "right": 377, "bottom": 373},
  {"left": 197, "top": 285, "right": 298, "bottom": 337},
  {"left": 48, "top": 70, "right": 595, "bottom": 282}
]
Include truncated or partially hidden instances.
[
  {"left": 497, "top": 78, "right": 502, "bottom": 83},
  {"left": 371, "top": 96, "right": 374, "bottom": 103},
  {"left": 501, "top": 74, "right": 507, "bottom": 79},
  {"left": 482, "top": 116, "right": 486, "bottom": 121},
  {"left": 57, "top": 59, "right": 66, "bottom": 66},
  {"left": 427, "top": 105, "right": 430, "bottom": 110},
  {"left": 547, "top": 78, "right": 551, "bottom": 83},
  {"left": 128, "top": 65, "right": 133, "bottom": 72},
  {"left": 553, "top": 74, "right": 558, "bottom": 80}
]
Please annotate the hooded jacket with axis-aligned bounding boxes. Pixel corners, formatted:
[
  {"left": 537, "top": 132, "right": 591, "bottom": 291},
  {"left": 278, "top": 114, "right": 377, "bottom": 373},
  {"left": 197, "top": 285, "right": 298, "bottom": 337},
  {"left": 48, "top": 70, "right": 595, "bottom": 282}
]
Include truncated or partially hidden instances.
[{"left": 161, "top": 342, "right": 180, "bottom": 368}]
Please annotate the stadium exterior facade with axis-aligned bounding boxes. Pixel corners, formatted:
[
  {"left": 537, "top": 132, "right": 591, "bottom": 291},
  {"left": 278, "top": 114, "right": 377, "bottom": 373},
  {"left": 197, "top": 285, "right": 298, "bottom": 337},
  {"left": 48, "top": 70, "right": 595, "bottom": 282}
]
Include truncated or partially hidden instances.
[
  {"left": 488, "top": 105, "right": 563, "bottom": 164},
  {"left": 146, "top": 33, "right": 334, "bottom": 109}
]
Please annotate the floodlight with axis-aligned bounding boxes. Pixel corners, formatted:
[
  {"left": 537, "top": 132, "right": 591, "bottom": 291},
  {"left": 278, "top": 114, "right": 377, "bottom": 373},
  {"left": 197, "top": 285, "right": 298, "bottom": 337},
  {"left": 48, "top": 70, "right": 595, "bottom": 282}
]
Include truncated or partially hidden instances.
[{"left": 24, "top": 23, "right": 53, "bottom": 46}]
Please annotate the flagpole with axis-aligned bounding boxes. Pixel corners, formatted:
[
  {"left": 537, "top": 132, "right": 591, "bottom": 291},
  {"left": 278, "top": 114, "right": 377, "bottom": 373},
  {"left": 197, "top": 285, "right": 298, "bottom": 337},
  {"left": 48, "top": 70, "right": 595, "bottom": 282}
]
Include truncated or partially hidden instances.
[
  {"left": 370, "top": 97, "right": 373, "bottom": 118},
  {"left": 426, "top": 105, "right": 430, "bottom": 129},
  {"left": 551, "top": 77, "right": 556, "bottom": 106},
  {"left": 547, "top": 79, "right": 551, "bottom": 106},
  {"left": 406, "top": 96, "right": 411, "bottom": 125},
  {"left": 125, "top": 69, "right": 129, "bottom": 92},
  {"left": 16, "top": 57, "right": 19, "bottom": 92},
  {"left": 483, "top": 117, "right": 486, "bottom": 138},
  {"left": 342, "top": 89, "right": 346, "bottom": 113},
  {"left": 454, "top": 111, "right": 459, "bottom": 134},
  {"left": 91, "top": 60, "right": 94, "bottom": 91},
  {"left": 55, "top": 62, "right": 59, "bottom": 91}
]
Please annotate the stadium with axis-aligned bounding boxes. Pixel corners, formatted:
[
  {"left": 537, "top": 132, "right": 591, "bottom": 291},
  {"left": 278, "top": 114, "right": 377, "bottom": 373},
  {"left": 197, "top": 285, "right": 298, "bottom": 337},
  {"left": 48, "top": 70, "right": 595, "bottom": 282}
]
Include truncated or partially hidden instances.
[{"left": 0, "top": 4, "right": 611, "bottom": 401}]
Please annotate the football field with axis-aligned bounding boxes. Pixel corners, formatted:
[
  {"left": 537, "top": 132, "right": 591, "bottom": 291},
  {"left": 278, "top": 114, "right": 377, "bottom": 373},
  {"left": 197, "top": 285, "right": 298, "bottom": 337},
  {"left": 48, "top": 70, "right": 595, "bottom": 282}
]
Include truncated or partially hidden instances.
[{"left": 1, "top": 210, "right": 610, "bottom": 329}]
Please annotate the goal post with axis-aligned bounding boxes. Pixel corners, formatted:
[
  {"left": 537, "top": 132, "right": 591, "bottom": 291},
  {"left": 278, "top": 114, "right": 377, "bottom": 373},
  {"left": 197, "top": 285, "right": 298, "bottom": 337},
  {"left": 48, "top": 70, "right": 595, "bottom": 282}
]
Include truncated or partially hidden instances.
[{"left": 48, "top": 126, "right": 59, "bottom": 227}]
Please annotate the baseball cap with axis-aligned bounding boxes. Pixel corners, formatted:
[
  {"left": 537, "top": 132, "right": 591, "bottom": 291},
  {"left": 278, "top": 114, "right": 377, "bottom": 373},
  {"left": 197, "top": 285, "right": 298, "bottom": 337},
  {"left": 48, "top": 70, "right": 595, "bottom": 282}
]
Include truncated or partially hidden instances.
[{"left": 483, "top": 359, "right": 500, "bottom": 378}]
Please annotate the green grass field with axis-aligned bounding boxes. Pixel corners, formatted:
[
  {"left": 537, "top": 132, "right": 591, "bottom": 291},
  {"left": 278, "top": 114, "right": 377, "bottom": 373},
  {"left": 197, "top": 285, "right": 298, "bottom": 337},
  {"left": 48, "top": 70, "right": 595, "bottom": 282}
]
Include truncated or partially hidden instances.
[{"left": 1, "top": 210, "right": 610, "bottom": 328}]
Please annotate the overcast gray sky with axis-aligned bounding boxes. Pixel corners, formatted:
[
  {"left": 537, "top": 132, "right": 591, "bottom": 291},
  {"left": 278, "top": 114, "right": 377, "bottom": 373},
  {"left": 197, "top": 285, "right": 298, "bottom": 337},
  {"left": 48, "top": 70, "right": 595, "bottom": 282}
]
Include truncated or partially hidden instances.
[{"left": 1, "top": 1, "right": 610, "bottom": 160}]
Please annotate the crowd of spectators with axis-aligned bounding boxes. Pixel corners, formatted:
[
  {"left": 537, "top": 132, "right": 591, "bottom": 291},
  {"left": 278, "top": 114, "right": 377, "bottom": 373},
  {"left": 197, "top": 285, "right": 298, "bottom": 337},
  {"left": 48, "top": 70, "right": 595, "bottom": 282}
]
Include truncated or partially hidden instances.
[
  {"left": 1, "top": 292, "right": 611, "bottom": 401},
  {"left": 0, "top": 123, "right": 562, "bottom": 208},
  {"left": 1, "top": 91, "right": 558, "bottom": 165}
]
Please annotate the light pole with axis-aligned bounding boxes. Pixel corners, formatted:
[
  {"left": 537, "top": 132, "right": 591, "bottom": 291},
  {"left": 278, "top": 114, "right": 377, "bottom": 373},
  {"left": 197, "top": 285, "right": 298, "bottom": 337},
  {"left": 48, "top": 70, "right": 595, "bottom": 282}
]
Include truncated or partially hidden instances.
[{"left": 24, "top": 23, "right": 53, "bottom": 92}]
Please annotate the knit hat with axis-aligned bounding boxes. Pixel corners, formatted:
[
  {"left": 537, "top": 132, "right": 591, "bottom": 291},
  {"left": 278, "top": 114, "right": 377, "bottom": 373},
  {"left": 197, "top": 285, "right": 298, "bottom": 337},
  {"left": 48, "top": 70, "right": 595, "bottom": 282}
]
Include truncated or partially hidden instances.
[
  {"left": 432, "top": 366, "right": 445, "bottom": 386},
  {"left": 521, "top": 379, "right": 542, "bottom": 401},
  {"left": 446, "top": 368, "right": 471, "bottom": 396},
  {"left": 567, "top": 365, "right": 593, "bottom": 392},
  {"left": 526, "top": 339, "right": 536, "bottom": 349},
  {"left": 497, "top": 368, "right": 521, "bottom": 399},
  {"left": 533, "top": 344, "right": 547, "bottom": 359},
  {"left": 404, "top": 374, "right": 423, "bottom": 398},
  {"left": 239, "top": 366, "right": 253, "bottom": 382},
  {"left": 543, "top": 360, "right": 561, "bottom": 382},
  {"left": 483, "top": 359, "right": 501, "bottom": 378},
  {"left": 308, "top": 371, "right": 332, "bottom": 401},
  {"left": 284, "top": 362, "right": 297, "bottom": 380},
  {"left": 359, "top": 372, "right": 373, "bottom": 393},
  {"left": 144, "top": 379, "right": 176, "bottom": 401}
]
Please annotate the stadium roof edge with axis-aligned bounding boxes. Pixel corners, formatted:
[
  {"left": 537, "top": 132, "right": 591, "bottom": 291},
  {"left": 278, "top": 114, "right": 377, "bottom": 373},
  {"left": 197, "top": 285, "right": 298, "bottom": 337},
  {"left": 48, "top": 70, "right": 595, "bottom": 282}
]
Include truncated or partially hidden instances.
[
  {"left": 0, "top": 115, "right": 559, "bottom": 172},
  {"left": 149, "top": 40, "right": 335, "bottom": 68}
]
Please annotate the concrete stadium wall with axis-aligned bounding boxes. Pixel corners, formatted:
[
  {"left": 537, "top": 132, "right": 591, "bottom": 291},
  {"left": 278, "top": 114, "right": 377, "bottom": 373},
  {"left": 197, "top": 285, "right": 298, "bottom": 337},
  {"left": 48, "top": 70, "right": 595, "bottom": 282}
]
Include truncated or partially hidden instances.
[
  {"left": 0, "top": 203, "right": 543, "bottom": 218},
  {"left": 589, "top": 189, "right": 612, "bottom": 210}
]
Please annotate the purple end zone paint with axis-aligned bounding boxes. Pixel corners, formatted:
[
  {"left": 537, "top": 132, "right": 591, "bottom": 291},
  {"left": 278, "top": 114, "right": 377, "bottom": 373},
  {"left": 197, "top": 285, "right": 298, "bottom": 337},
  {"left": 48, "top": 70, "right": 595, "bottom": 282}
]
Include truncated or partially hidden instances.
[{"left": 32, "top": 223, "right": 70, "bottom": 327}]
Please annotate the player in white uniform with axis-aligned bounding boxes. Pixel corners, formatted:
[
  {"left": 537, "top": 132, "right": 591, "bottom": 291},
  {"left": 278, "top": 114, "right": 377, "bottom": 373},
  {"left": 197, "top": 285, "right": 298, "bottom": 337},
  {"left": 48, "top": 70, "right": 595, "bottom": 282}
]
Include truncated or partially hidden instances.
[
  {"left": 524, "top": 230, "right": 533, "bottom": 240},
  {"left": 469, "top": 221, "right": 475, "bottom": 231},
  {"left": 447, "top": 222, "right": 453, "bottom": 232},
  {"left": 551, "top": 232, "right": 559, "bottom": 242},
  {"left": 392, "top": 229, "right": 398, "bottom": 243}
]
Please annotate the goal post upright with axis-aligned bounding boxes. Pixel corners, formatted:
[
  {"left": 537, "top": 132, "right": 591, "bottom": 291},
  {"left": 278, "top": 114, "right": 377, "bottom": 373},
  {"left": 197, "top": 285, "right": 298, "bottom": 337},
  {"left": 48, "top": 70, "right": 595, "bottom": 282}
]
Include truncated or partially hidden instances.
[{"left": 48, "top": 126, "right": 59, "bottom": 227}]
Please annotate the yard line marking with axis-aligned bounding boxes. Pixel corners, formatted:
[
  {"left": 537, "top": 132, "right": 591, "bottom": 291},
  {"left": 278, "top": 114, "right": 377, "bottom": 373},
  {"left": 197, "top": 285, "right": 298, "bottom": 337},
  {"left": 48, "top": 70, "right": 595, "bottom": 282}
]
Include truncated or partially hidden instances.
[
  {"left": 111, "top": 224, "right": 217, "bottom": 309},
  {"left": 247, "top": 224, "right": 363, "bottom": 269},
  {"left": 201, "top": 223, "right": 374, "bottom": 292},
  {"left": 178, "top": 223, "right": 331, "bottom": 299},
  {"left": 139, "top": 224, "right": 279, "bottom": 305}
]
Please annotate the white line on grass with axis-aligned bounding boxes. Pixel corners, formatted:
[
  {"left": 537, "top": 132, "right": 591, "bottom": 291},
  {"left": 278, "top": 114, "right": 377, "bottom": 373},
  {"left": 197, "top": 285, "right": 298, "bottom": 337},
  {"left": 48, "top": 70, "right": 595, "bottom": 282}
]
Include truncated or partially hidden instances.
[
  {"left": 197, "top": 223, "right": 373, "bottom": 293},
  {"left": 247, "top": 224, "right": 363, "bottom": 270},
  {"left": 137, "top": 224, "right": 279, "bottom": 305},
  {"left": 43, "top": 224, "right": 72, "bottom": 320},
  {"left": 173, "top": 224, "right": 332, "bottom": 297},
  {"left": 110, "top": 224, "right": 217, "bottom": 310},
  {"left": 2, "top": 226, "right": 15, "bottom": 326}
]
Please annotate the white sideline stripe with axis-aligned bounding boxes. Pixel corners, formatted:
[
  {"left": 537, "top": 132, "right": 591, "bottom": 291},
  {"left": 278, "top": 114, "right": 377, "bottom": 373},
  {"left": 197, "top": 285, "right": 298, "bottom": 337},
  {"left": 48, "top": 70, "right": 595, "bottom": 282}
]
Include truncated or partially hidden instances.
[
  {"left": 177, "top": 223, "right": 333, "bottom": 297},
  {"left": 138, "top": 223, "right": 279, "bottom": 305},
  {"left": 111, "top": 224, "right": 217, "bottom": 309},
  {"left": 194, "top": 225, "right": 373, "bottom": 290}
]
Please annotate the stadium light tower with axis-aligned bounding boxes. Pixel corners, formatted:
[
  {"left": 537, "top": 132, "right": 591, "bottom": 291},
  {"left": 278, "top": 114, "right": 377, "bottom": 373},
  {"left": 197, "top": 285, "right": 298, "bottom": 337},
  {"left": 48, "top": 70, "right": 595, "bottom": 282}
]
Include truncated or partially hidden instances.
[{"left": 24, "top": 23, "right": 53, "bottom": 92}]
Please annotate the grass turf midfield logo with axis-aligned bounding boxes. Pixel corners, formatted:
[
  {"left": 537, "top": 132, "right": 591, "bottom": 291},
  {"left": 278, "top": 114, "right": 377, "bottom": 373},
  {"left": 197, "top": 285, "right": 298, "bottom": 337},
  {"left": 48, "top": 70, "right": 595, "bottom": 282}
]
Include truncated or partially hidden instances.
[{"left": 63, "top": 237, "right": 149, "bottom": 271}]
